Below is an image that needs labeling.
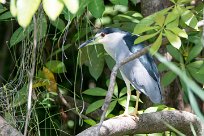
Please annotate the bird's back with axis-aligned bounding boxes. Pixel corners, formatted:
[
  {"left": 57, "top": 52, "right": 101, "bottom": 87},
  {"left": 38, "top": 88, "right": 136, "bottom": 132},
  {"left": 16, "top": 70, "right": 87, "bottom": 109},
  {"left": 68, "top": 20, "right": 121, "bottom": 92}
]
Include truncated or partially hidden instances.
[{"left": 121, "top": 33, "right": 162, "bottom": 103}]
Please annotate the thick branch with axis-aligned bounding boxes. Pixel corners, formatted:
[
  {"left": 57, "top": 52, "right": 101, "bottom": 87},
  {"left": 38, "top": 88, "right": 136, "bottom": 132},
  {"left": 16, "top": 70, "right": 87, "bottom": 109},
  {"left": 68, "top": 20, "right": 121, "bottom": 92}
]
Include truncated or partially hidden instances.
[
  {"left": 0, "top": 116, "right": 23, "bottom": 136},
  {"left": 77, "top": 110, "right": 204, "bottom": 136}
]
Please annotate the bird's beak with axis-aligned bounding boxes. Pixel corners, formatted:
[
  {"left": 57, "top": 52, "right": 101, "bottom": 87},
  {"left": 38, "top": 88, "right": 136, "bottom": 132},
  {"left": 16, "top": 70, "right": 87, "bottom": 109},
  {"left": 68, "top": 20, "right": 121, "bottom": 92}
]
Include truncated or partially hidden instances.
[{"left": 78, "top": 35, "right": 101, "bottom": 49}]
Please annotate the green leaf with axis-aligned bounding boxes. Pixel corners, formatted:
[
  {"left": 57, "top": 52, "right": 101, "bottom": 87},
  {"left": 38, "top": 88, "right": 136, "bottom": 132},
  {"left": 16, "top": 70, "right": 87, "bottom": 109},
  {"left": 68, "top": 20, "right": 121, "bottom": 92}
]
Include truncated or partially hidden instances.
[
  {"left": 43, "top": 0, "right": 64, "bottom": 21},
  {"left": 161, "top": 71, "right": 177, "bottom": 87},
  {"left": 88, "top": 0, "right": 105, "bottom": 18},
  {"left": 165, "top": 29, "right": 181, "bottom": 49},
  {"left": 155, "top": 53, "right": 204, "bottom": 102},
  {"left": 166, "top": 45, "right": 182, "bottom": 62},
  {"left": 144, "top": 106, "right": 159, "bottom": 113},
  {"left": 88, "top": 46, "right": 104, "bottom": 80},
  {"left": 110, "top": 0, "right": 128, "bottom": 6},
  {"left": 10, "top": 0, "right": 17, "bottom": 17},
  {"left": 187, "top": 61, "right": 204, "bottom": 84},
  {"left": 84, "top": 119, "right": 96, "bottom": 126},
  {"left": 158, "top": 63, "right": 169, "bottom": 72},
  {"left": 186, "top": 36, "right": 203, "bottom": 63},
  {"left": 134, "top": 32, "right": 159, "bottom": 44},
  {"left": 119, "top": 86, "right": 134, "bottom": 97},
  {"left": 167, "top": 27, "right": 188, "bottom": 39},
  {"left": 150, "top": 32, "right": 162, "bottom": 55},
  {"left": 106, "top": 100, "right": 117, "bottom": 116},
  {"left": 45, "top": 60, "right": 67, "bottom": 73},
  {"left": 134, "top": 26, "right": 159, "bottom": 35},
  {"left": 10, "top": 25, "right": 33, "bottom": 47},
  {"left": 154, "top": 14, "right": 165, "bottom": 27},
  {"left": 63, "top": 0, "right": 79, "bottom": 14},
  {"left": 13, "top": 85, "right": 28, "bottom": 107},
  {"left": 50, "top": 17, "right": 65, "bottom": 32},
  {"left": 83, "top": 87, "right": 107, "bottom": 96},
  {"left": 86, "top": 99, "right": 104, "bottom": 114},
  {"left": 164, "top": 11, "right": 178, "bottom": 25},
  {"left": 198, "top": 65, "right": 204, "bottom": 74},
  {"left": 181, "top": 10, "right": 198, "bottom": 30},
  {"left": 17, "top": 0, "right": 40, "bottom": 28},
  {"left": 0, "top": 11, "right": 12, "bottom": 20}
]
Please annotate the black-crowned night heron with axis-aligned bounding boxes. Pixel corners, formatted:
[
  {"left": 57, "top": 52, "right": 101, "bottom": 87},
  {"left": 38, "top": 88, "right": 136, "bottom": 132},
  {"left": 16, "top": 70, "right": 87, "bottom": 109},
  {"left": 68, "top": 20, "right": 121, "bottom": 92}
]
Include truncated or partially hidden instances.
[{"left": 79, "top": 27, "right": 162, "bottom": 116}]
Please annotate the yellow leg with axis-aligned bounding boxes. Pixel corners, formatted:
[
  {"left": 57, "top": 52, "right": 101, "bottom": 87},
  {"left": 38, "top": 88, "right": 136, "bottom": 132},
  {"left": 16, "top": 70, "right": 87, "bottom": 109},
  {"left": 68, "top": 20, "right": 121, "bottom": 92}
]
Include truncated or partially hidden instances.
[{"left": 132, "top": 91, "right": 140, "bottom": 116}]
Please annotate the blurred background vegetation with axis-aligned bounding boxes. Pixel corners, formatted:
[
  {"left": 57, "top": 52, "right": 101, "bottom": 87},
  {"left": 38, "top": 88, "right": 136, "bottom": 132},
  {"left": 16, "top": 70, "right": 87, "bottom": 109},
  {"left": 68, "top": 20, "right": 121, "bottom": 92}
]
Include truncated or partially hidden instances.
[{"left": 0, "top": 0, "right": 203, "bottom": 135}]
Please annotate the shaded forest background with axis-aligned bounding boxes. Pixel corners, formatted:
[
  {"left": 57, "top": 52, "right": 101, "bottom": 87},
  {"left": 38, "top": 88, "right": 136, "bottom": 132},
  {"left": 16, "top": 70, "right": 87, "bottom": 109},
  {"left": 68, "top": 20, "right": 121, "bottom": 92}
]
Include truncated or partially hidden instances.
[{"left": 0, "top": 0, "right": 204, "bottom": 135}]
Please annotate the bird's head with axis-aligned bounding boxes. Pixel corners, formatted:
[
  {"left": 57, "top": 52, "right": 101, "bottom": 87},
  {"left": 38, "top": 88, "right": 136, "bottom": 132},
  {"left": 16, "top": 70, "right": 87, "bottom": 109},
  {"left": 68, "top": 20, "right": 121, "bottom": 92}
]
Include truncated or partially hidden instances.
[{"left": 78, "top": 27, "right": 126, "bottom": 49}]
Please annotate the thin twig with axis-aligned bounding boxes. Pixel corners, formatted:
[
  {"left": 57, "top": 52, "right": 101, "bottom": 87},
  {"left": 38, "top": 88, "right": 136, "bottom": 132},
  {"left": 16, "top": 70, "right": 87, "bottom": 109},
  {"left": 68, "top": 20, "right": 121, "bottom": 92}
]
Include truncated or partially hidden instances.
[{"left": 23, "top": 15, "right": 38, "bottom": 136}]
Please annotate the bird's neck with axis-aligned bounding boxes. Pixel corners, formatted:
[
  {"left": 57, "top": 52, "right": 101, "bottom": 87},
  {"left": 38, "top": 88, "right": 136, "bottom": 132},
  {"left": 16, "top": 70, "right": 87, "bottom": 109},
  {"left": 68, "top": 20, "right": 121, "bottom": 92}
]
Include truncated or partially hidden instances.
[{"left": 103, "top": 40, "right": 131, "bottom": 62}]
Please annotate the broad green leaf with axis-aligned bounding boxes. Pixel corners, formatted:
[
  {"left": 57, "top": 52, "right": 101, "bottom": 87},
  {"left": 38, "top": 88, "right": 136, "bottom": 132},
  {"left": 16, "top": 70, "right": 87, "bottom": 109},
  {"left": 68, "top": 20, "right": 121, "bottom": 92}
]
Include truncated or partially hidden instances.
[
  {"left": 134, "top": 26, "right": 159, "bottom": 35},
  {"left": 187, "top": 61, "right": 204, "bottom": 84},
  {"left": 164, "top": 11, "right": 178, "bottom": 25},
  {"left": 167, "top": 27, "right": 188, "bottom": 39},
  {"left": 13, "top": 85, "right": 28, "bottom": 107},
  {"left": 106, "top": 100, "right": 117, "bottom": 116},
  {"left": 166, "top": 45, "right": 182, "bottom": 62},
  {"left": 51, "top": 17, "right": 65, "bottom": 32},
  {"left": 84, "top": 119, "right": 96, "bottom": 126},
  {"left": 150, "top": 32, "right": 162, "bottom": 55},
  {"left": 86, "top": 99, "right": 104, "bottom": 114},
  {"left": 43, "top": 0, "right": 64, "bottom": 21},
  {"left": 165, "top": 29, "right": 181, "bottom": 49},
  {"left": 155, "top": 53, "right": 204, "bottom": 102},
  {"left": 158, "top": 63, "right": 169, "bottom": 72},
  {"left": 181, "top": 10, "right": 198, "bottom": 30},
  {"left": 110, "top": 0, "right": 128, "bottom": 6},
  {"left": 45, "top": 60, "right": 67, "bottom": 73},
  {"left": 0, "top": 11, "right": 12, "bottom": 20},
  {"left": 154, "top": 14, "right": 165, "bottom": 27},
  {"left": 10, "top": 25, "right": 33, "bottom": 47},
  {"left": 88, "top": 46, "right": 104, "bottom": 80},
  {"left": 83, "top": 87, "right": 107, "bottom": 96},
  {"left": 119, "top": 86, "right": 134, "bottom": 97},
  {"left": 166, "top": 17, "right": 179, "bottom": 27},
  {"left": 17, "top": 0, "right": 40, "bottom": 28},
  {"left": 186, "top": 36, "right": 203, "bottom": 63},
  {"left": 198, "top": 65, "right": 204, "bottom": 74},
  {"left": 10, "top": 0, "right": 17, "bottom": 17},
  {"left": 134, "top": 32, "right": 159, "bottom": 44},
  {"left": 63, "top": 0, "right": 79, "bottom": 14},
  {"left": 161, "top": 71, "right": 177, "bottom": 87},
  {"left": 88, "top": 0, "right": 105, "bottom": 18}
]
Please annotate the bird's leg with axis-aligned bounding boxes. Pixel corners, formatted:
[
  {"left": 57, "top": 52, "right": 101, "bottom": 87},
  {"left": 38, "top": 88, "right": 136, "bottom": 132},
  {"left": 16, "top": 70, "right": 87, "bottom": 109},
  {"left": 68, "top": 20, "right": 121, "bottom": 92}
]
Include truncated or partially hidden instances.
[{"left": 132, "top": 91, "right": 140, "bottom": 116}]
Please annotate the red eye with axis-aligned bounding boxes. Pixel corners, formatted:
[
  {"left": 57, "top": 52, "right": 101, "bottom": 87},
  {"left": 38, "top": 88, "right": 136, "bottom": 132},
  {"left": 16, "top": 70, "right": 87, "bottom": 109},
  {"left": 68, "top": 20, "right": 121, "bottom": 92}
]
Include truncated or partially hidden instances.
[{"left": 101, "top": 33, "right": 106, "bottom": 37}]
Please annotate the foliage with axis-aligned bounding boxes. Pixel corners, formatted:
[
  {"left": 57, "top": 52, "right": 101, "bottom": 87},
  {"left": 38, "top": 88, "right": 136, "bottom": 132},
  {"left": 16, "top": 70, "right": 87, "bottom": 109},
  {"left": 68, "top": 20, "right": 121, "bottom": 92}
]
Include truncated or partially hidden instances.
[{"left": 0, "top": 0, "right": 203, "bottom": 135}]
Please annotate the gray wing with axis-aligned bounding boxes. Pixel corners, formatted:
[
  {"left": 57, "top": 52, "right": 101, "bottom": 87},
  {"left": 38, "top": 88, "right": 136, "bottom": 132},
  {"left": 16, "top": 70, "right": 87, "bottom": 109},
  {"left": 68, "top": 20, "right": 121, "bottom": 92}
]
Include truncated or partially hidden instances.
[{"left": 122, "top": 33, "right": 162, "bottom": 103}]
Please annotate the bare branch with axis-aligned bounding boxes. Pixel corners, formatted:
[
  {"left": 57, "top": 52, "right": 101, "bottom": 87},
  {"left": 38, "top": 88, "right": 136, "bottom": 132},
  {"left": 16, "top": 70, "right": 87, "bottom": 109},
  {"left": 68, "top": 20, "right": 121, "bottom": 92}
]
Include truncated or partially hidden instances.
[{"left": 77, "top": 110, "right": 204, "bottom": 136}]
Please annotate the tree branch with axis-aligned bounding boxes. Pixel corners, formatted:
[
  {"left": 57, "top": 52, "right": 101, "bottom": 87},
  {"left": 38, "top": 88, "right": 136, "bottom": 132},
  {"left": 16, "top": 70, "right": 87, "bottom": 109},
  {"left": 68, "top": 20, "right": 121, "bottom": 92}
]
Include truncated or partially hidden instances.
[
  {"left": 0, "top": 116, "right": 23, "bottom": 136},
  {"left": 77, "top": 110, "right": 204, "bottom": 136}
]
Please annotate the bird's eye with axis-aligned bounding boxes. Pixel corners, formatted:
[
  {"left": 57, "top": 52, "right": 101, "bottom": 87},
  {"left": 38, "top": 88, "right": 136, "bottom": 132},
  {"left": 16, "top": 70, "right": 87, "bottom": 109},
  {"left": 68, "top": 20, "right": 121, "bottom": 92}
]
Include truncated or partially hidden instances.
[{"left": 101, "top": 33, "right": 106, "bottom": 37}]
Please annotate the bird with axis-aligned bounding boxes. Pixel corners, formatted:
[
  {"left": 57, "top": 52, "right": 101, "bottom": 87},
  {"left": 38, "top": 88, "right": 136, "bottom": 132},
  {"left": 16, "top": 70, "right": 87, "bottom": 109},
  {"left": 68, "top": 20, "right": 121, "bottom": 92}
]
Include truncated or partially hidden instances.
[{"left": 79, "top": 27, "right": 162, "bottom": 116}]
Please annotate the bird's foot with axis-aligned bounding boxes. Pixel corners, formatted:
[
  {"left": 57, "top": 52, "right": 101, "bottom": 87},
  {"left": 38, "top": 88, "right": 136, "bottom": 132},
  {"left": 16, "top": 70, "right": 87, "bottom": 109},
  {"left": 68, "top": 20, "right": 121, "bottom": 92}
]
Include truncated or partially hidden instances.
[{"left": 118, "top": 111, "right": 139, "bottom": 121}]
